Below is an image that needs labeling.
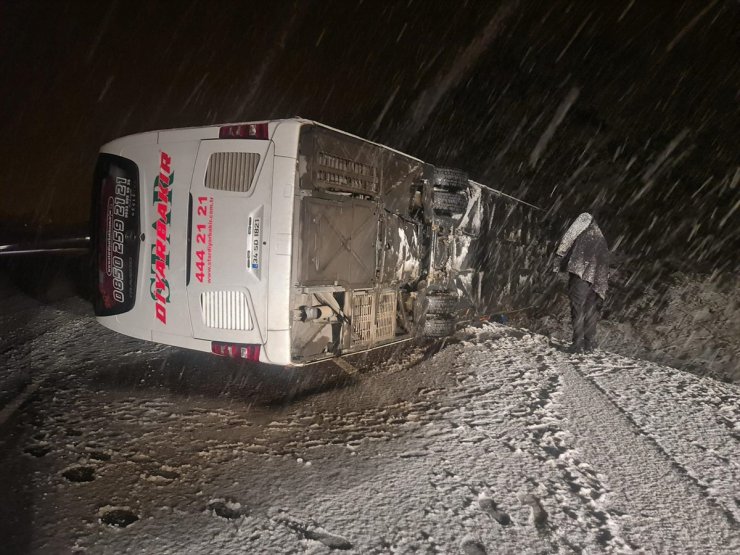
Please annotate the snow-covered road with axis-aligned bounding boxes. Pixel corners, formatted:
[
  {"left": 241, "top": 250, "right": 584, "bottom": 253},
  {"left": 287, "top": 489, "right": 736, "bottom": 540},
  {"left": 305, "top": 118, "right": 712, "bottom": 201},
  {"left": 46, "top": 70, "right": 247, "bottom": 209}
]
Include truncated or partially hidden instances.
[{"left": 1, "top": 277, "right": 739, "bottom": 554}]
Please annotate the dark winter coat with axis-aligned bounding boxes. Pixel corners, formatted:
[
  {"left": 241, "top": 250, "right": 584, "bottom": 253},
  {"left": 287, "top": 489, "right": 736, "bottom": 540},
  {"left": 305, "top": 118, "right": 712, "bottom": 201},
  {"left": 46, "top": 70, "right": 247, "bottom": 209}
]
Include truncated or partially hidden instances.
[{"left": 555, "top": 213, "right": 610, "bottom": 299}]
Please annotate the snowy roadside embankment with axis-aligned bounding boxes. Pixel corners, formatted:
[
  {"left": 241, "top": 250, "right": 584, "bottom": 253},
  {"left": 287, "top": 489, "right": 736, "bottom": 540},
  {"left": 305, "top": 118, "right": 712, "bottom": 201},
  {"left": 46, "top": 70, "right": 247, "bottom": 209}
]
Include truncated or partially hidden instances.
[
  {"left": 537, "top": 271, "right": 740, "bottom": 383},
  {"left": 1, "top": 274, "right": 739, "bottom": 554}
]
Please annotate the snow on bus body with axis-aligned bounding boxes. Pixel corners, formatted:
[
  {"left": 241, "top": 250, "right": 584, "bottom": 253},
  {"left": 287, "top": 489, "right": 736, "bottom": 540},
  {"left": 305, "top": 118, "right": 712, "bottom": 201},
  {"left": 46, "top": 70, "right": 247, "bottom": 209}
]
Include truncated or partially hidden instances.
[
  {"left": 92, "top": 118, "right": 539, "bottom": 367},
  {"left": 93, "top": 119, "right": 303, "bottom": 365}
]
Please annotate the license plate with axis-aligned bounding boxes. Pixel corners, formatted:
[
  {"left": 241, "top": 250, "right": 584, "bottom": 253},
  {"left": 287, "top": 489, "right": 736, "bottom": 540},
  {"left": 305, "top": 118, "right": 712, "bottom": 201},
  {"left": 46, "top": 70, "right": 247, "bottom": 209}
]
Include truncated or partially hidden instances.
[{"left": 248, "top": 216, "right": 261, "bottom": 270}]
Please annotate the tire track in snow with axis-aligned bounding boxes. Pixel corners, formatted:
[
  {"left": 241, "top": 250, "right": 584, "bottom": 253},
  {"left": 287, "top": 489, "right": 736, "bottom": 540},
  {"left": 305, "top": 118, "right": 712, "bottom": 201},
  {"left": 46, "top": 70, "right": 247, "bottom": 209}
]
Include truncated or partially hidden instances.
[
  {"left": 576, "top": 353, "right": 740, "bottom": 526},
  {"left": 448, "top": 328, "right": 740, "bottom": 552},
  {"left": 434, "top": 332, "right": 634, "bottom": 552},
  {"left": 540, "top": 347, "right": 740, "bottom": 552},
  {"left": 502, "top": 348, "right": 633, "bottom": 552}
]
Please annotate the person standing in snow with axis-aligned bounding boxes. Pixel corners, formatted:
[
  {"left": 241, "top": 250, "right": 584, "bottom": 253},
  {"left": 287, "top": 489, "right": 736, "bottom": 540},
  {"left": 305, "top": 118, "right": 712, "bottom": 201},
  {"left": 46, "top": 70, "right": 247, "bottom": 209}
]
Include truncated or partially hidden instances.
[{"left": 552, "top": 212, "right": 610, "bottom": 353}]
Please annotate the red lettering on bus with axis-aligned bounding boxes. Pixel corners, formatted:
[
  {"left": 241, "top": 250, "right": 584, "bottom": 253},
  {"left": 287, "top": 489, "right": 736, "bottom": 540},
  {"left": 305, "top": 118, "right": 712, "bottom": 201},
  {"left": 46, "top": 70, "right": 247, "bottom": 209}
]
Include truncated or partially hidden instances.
[
  {"left": 155, "top": 302, "right": 167, "bottom": 324},
  {"left": 158, "top": 182, "right": 169, "bottom": 203},
  {"left": 156, "top": 220, "right": 167, "bottom": 242},
  {"left": 160, "top": 152, "right": 171, "bottom": 174},
  {"left": 155, "top": 239, "right": 166, "bottom": 261},
  {"left": 155, "top": 290, "right": 167, "bottom": 305},
  {"left": 155, "top": 258, "right": 166, "bottom": 279},
  {"left": 151, "top": 151, "right": 173, "bottom": 324},
  {"left": 157, "top": 201, "right": 168, "bottom": 222}
]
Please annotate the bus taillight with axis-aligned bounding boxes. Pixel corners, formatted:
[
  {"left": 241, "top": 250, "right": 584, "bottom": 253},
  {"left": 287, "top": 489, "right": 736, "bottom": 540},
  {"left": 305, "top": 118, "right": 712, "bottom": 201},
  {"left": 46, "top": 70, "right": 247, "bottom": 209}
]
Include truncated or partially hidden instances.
[{"left": 211, "top": 342, "right": 261, "bottom": 361}]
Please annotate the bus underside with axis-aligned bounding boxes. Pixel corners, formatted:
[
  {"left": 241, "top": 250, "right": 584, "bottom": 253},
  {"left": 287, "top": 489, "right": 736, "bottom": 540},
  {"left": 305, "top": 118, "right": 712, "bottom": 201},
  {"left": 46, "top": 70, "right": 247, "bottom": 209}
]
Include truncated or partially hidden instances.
[{"left": 289, "top": 125, "right": 482, "bottom": 364}]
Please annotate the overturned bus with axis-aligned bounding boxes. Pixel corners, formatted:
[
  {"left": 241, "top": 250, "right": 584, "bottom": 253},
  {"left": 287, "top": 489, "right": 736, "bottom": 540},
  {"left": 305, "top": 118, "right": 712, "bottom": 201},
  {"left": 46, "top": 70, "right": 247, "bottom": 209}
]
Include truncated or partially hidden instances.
[{"left": 92, "top": 118, "right": 543, "bottom": 366}]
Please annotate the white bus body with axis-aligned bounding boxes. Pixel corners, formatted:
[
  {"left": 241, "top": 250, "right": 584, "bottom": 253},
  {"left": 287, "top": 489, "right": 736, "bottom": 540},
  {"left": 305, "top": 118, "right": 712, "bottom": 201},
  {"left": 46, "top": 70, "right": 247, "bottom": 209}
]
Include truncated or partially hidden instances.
[{"left": 92, "top": 118, "right": 506, "bottom": 366}]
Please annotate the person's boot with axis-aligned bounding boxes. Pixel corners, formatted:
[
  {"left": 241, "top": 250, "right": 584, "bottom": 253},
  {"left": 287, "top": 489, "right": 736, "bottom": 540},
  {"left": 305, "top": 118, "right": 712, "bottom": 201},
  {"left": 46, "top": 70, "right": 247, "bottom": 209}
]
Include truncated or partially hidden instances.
[
  {"left": 584, "top": 341, "right": 596, "bottom": 353},
  {"left": 567, "top": 342, "right": 584, "bottom": 354}
]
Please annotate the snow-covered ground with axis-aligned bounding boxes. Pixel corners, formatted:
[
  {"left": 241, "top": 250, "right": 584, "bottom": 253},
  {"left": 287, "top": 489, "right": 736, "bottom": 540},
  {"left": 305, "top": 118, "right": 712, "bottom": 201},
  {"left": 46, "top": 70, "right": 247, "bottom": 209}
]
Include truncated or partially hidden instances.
[
  {"left": 536, "top": 270, "right": 740, "bottom": 384},
  {"left": 1, "top": 275, "right": 739, "bottom": 554}
]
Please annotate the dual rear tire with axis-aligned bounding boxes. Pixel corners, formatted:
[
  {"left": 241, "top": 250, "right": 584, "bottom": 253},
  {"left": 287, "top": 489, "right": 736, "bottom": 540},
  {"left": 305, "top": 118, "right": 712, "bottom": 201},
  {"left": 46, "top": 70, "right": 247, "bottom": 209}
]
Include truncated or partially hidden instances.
[
  {"left": 431, "top": 167, "right": 469, "bottom": 190},
  {"left": 422, "top": 293, "right": 459, "bottom": 338},
  {"left": 431, "top": 168, "right": 468, "bottom": 228},
  {"left": 421, "top": 168, "right": 468, "bottom": 338},
  {"left": 423, "top": 316, "right": 456, "bottom": 337}
]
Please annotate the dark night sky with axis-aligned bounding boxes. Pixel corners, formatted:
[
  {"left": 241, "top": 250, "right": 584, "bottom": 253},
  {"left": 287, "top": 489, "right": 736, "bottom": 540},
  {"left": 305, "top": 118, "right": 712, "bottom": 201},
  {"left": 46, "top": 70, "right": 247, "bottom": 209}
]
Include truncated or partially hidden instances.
[{"left": 0, "top": 0, "right": 737, "bottom": 269}]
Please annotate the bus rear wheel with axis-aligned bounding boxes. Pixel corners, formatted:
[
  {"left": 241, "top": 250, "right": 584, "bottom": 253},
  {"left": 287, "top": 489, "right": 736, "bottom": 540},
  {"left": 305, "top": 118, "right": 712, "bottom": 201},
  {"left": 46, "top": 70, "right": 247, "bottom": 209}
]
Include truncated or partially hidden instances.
[
  {"left": 431, "top": 167, "right": 468, "bottom": 190},
  {"left": 432, "top": 191, "right": 467, "bottom": 215},
  {"left": 425, "top": 293, "right": 460, "bottom": 314},
  {"left": 422, "top": 315, "right": 456, "bottom": 337}
]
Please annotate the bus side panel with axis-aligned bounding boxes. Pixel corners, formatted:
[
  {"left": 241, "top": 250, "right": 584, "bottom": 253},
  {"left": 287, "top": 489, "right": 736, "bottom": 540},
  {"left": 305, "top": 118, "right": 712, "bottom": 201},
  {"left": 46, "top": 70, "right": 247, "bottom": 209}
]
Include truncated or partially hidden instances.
[{"left": 263, "top": 155, "right": 296, "bottom": 365}]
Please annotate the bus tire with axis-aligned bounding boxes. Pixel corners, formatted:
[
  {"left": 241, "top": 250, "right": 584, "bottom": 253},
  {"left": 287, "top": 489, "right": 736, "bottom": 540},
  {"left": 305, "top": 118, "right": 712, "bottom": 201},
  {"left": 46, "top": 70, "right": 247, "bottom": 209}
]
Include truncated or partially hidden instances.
[
  {"left": 431, "top": 167, "right": 468, "bottom": 190},
  {"left": 426, "top": 293, "right": 460, "bottom": 314},
  {"left": 433, "top": 191, "right": 467, "bottom": 214},
  {"left": 423, "top": 315, "right": 456, "bottom": 337}
]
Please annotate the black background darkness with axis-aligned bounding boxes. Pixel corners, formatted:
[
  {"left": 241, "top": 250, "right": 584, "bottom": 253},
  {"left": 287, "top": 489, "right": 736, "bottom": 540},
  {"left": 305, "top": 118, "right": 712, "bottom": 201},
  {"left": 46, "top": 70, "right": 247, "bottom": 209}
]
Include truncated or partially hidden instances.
[{"left": 0, "top": 0, "right": 737, "bottom": 271}]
